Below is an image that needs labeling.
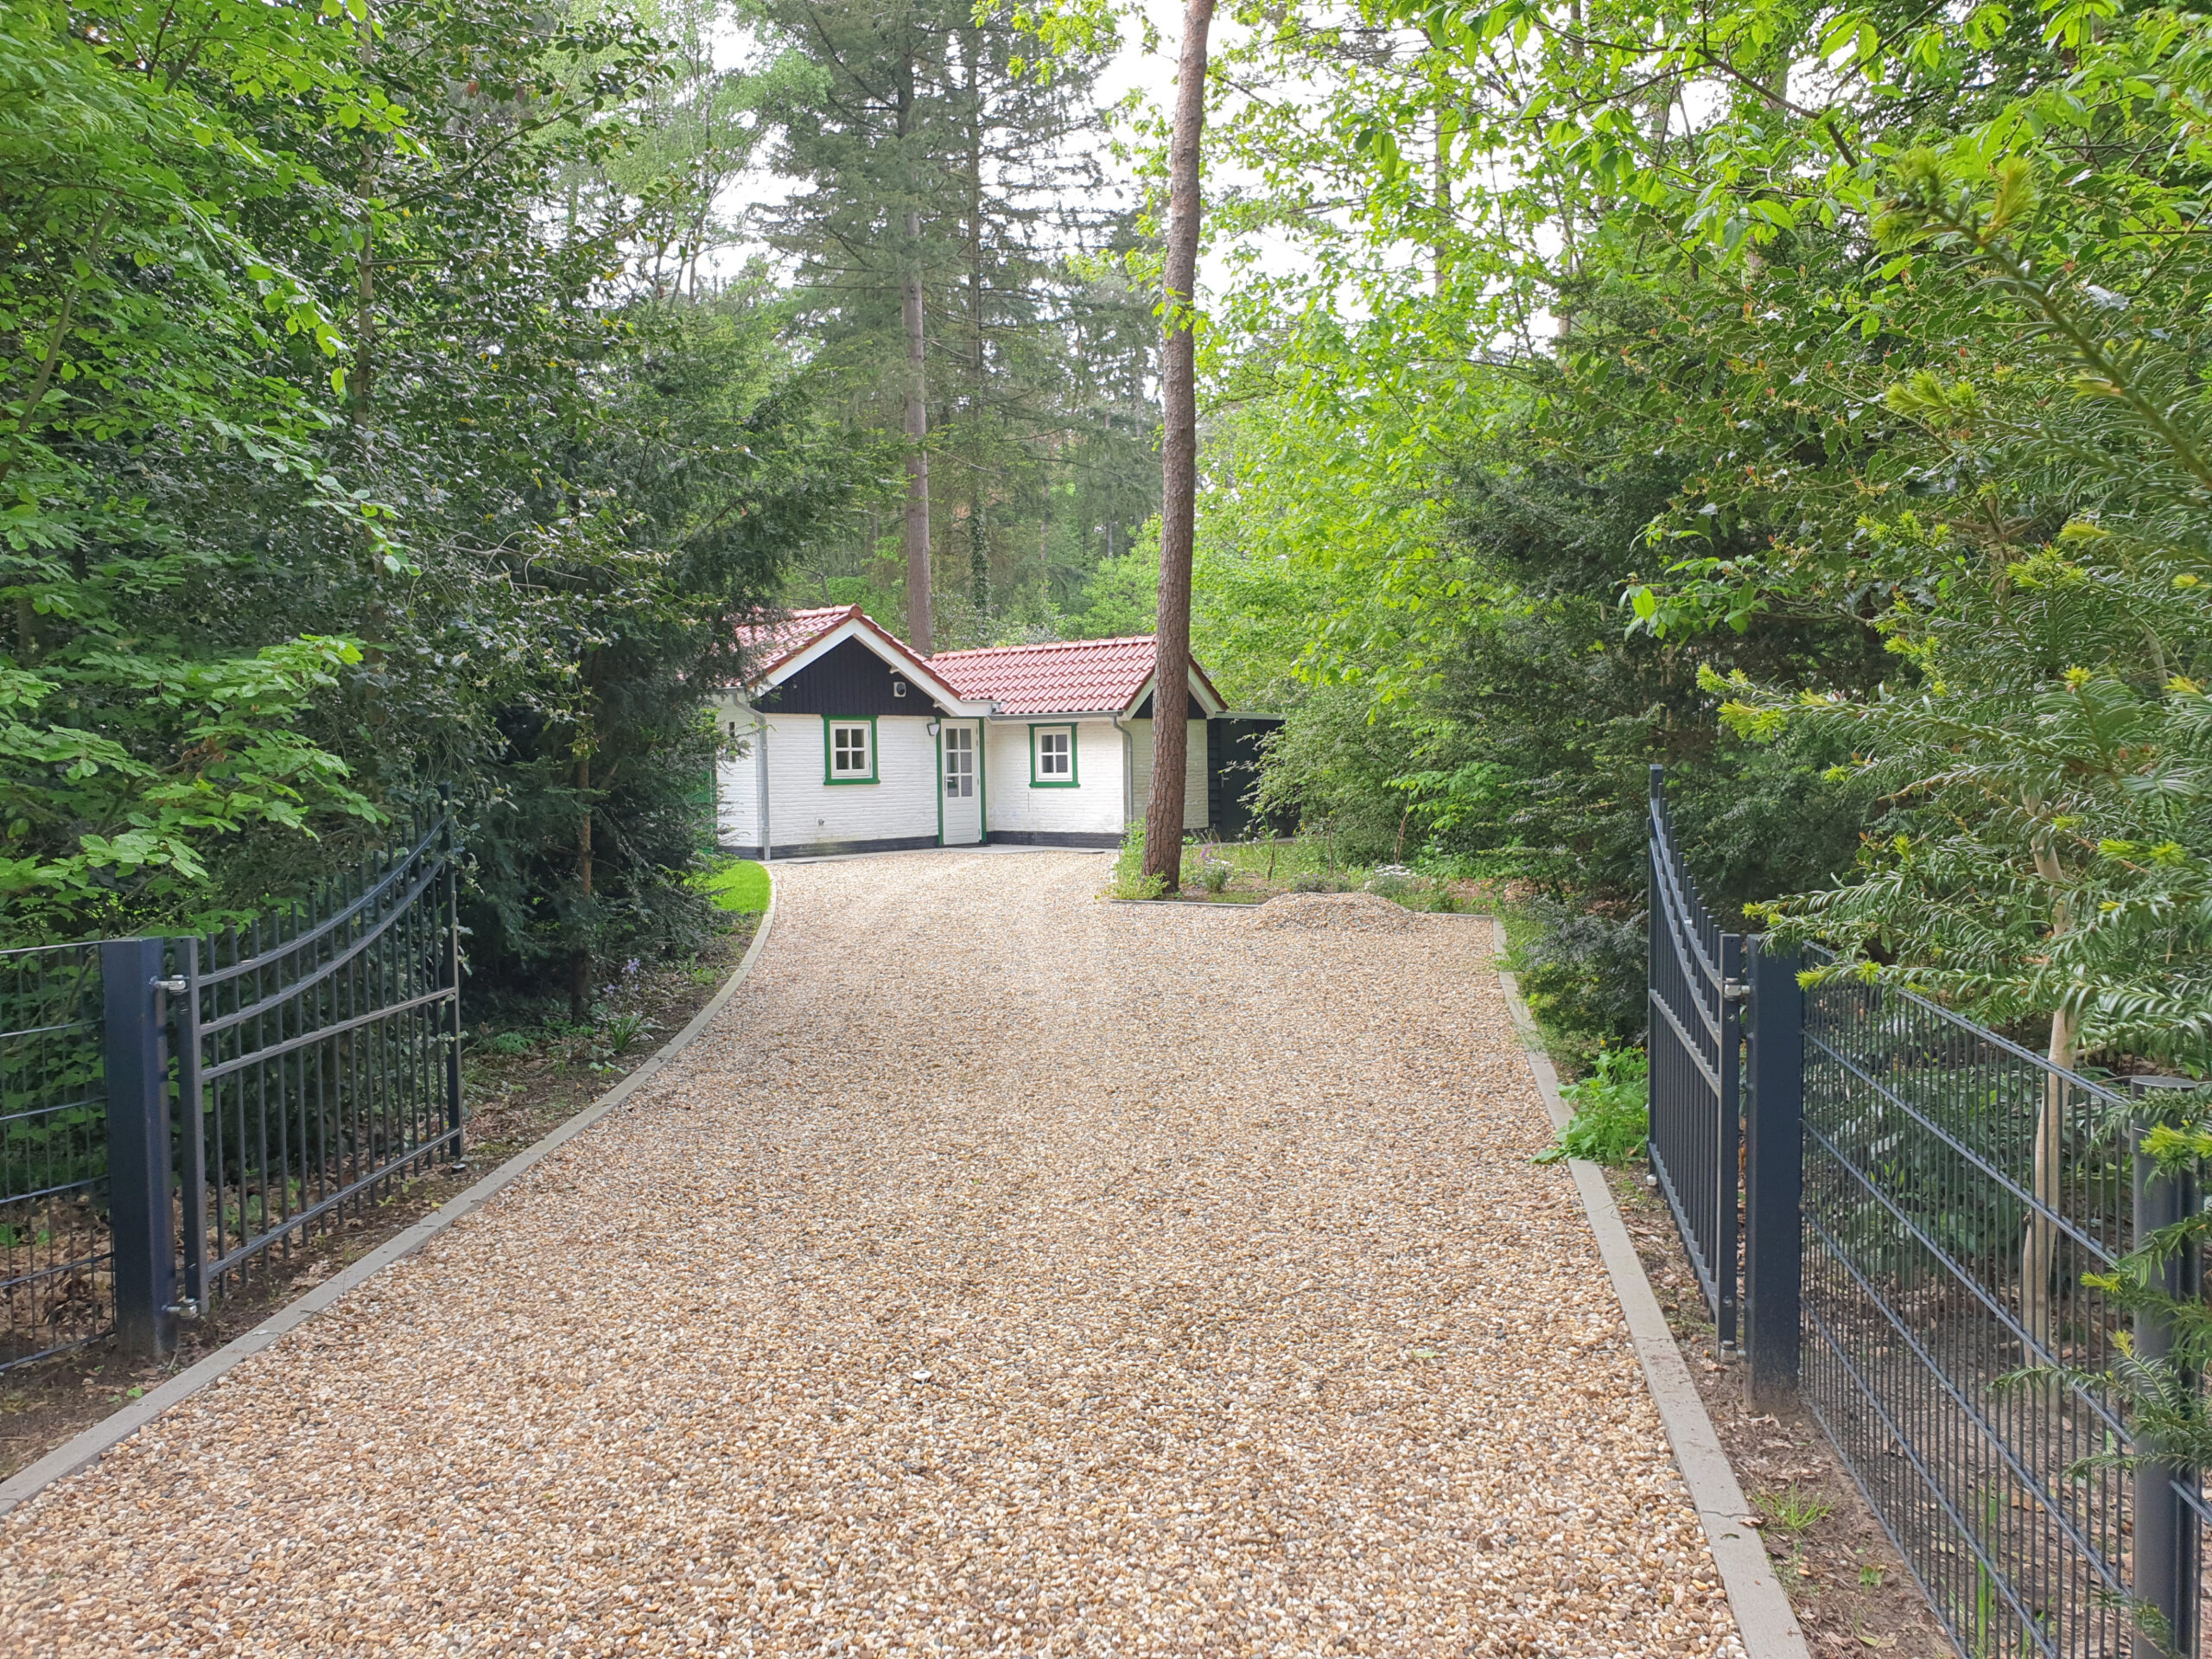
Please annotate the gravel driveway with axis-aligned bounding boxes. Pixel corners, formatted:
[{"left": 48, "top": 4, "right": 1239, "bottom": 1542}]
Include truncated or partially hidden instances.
[{"left": 3, "top": 851, "right": 1741, "bottom": 1658}]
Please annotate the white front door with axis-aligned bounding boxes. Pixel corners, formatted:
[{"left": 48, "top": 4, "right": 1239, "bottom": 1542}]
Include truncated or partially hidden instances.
[{"left": 942, "top": 722, "right": 982, "bottom": 844}]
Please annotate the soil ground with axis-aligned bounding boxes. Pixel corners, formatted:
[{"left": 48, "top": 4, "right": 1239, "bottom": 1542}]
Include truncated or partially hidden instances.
[{"left": 0, "top": 911, "right": 760, "bottom": 1485}]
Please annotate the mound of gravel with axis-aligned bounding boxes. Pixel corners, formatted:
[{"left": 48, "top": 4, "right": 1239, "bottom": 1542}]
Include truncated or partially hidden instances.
[{"left": 1255, "top": 888, "right": 1419, "bottom": 931}]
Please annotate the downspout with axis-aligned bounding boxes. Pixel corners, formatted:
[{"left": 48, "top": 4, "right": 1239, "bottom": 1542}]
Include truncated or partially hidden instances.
[
  {"left": 1109, "top": 710, "right": 1135, "bottom": 830},
  {"left": 754, "top": 710, "right": 772, "bottom": 862},
  {"left": 977, "top": 715, "right": 990, "bottom": 844}
]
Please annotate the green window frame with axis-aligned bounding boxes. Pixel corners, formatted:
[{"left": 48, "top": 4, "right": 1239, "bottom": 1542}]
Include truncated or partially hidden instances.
[
  {"left": 823, "top": 715, "right": 879, "bottom": 784},
  {"left": 1029, "top": 722, "right": 1078, "bottom": 788}
]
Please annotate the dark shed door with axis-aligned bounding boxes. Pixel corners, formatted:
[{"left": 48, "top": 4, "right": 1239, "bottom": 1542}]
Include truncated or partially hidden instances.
[{"left": 1208, "top": 716, "right": 1284, "bottom": 840}]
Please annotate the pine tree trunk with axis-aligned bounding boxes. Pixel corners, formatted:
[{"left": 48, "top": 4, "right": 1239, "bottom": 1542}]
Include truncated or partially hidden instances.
[
  {"left": 903, "top": 209, "right": 932, "bottom": 653},
  {"left": 1142, "top": 0, "right": 1215, "bottom": 886},
  {"left": 966, "top": 33, "right": 989, "bottom": 623}
]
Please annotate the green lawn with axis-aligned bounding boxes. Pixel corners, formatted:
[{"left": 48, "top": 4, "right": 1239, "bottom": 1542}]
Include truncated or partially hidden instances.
[{"left": 693, "top": 857, "right": 771, "bottom": 914}]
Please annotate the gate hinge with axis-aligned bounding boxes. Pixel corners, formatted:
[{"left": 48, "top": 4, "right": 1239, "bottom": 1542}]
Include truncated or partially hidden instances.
[
  {"left": 1723, "top": 978, "right": 1750, "bottom": 1001},
  {"left": 153, "top": 976, "right": 187, "bottom": 995}
]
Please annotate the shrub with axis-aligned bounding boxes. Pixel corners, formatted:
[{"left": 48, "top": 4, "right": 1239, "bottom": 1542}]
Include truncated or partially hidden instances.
[
  {"left": 1535, "top": 1047, "right": 1649, "bottom": 1166},
  {"left": 1364, "top": 864, "right": 1422, "bottom": 899},
  {"left": 1515, "top": 897, "right": 1646, "bottom": 1062}
]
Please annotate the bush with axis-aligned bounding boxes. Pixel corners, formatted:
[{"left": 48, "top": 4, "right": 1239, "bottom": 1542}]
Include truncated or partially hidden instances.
[
  {"left": 1535, "top": 1047, "right": 1649, "bottom": 1166},
  {"left": 1364, "top": 864, "right": 1423, "bottom": 899},
  {"left": 1514, "top": 897, "right": 1647, "bottom": 1065}
]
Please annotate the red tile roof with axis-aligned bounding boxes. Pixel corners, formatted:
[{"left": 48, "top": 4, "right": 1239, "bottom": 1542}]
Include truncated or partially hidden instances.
[
  {"left": 732, "top": 604, "right": 948, "bottom": 690},
  {"left": 734, "top": 608, "right": 1223, "bottom": 715},
  {"left": 930, "top": 635, "right": 1223, "bottom": 716},
  {"left": 732, "top": 605, "right": 855, "bottom": 680}
]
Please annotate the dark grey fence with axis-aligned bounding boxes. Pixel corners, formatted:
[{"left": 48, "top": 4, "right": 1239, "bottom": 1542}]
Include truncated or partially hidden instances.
[
  {"left": 0, "top": 944, "right": 111, "bottom": 1369},
  {"left": 175, "top": 813, "right": 464, "bottom": 1318},
  {"left": 1648, "top": 769, "right": 2192, "bottom": 1658},
  {"left": 0, "top": 809, "right": 462, "bottom": 1371},
  {"left": 1647, "top": 767, "right": 1742, "bottom": 1350}
]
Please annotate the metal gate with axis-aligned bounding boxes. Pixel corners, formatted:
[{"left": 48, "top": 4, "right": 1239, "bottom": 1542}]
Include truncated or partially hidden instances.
[
  {"left": 1646, "top": 765, "right": 1741, "bottom": 1348},
  {"left": 0, "top": 806, "right": 463, "bottom": 1369},
  {"left": 173, "top": 809, "right": 465, "bottom": 1314}
]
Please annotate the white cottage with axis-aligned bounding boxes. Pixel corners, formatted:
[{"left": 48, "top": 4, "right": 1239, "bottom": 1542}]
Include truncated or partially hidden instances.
[{"left": 710, "top": 605, "right": 1248, "bottom": 859}]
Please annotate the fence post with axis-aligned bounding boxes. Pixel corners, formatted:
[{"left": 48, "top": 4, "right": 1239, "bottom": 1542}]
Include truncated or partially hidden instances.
[
  {"left": 440, "top": 793, "right": 466, "bottom": 1170},
  {"left": 100, "top": 937, "right": 175, "bottom": 1362},
  {"left": 1743, "top": 937, "right": 1802, "bottom": 1406},
  {"left": 2130, "top": 1095, "right": 2199, "bottom": 1659}
]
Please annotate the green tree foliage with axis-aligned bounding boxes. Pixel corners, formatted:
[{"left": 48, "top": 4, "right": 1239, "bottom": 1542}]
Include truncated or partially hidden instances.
[
  {"left": 1177, "top": 0, "right": 2212, "bottom": 1072},
  {"left": 747, "top": 0, "right": 1160, "bottom": 643},
  {"left": 1, "top": 3, "right": 860, "bottom": 1007}
]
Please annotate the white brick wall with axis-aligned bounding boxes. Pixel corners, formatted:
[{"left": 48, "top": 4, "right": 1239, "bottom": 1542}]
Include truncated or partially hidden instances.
[
  {"left": 713, "top": 711, "right": 939, "bottom": 853},
  {"left": 711, "top": 694, "right": 761, "bottom": 849},
  {"left": 713, "top": 702, "right": 1207, "bottom": 853},
  {"left": 1127, "top": 720, "right": 1210, "bottom": 832},
  {"left": 984, "top": 718, "right": 1128, "bottom": 836}
]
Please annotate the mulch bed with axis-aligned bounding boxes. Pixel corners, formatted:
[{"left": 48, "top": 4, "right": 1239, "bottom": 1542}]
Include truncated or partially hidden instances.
[{"left": 0, "top": 912, "right": 759, "bottom": 1484}]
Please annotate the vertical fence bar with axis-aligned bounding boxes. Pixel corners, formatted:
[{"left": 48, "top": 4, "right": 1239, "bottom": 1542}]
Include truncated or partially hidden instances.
[
  {"left": 176, "top": 938, "right": 207, "bottom": 1311},
  {"left": 440, "top": 796, "right": 465, "bottom": 1169},
  {"left": 1743, "top": 936, "right": 1802, "bottom": 1406},
  {"left": 2129, "top": 1107, "right": 2198, "bottom": 1659},
  {"left": 100, "top": 938, "right": 175, "bottom": 1360},
  {"left": 1717, "top": 929, "right": 1743, "bottom": 1351}
]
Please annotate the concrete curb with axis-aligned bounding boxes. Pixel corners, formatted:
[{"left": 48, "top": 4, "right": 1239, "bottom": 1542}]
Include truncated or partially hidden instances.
[
  {"left": 1098, "top": 899, "right": 1495, "bottom": 913},
  {"left": 1490, "top": 918, "right": 1809, "bottom": 1659},
  {"left": 0, "top": 880, "right": 781, "bottom": 1521}
]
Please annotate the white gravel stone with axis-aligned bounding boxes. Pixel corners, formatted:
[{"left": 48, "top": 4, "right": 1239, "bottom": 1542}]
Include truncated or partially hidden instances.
[{"left": 0, "top": 851, "right": 1742, "bottom": 1657}]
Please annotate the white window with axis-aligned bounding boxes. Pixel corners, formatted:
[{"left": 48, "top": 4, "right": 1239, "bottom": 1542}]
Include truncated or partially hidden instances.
[
  {"left": 1031, "top": 724, "right": 1076, "bottom": 786},
  {"left": 826, "top": 720, "right": 874, "bottom": 782},
  {"left": 944, "top": 726, "right": 975, "bottom": 798}
]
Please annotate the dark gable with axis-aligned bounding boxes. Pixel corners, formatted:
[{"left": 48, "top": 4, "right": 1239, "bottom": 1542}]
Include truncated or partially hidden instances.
[
  {"left": 758, "top": 636, "right": 938, "bottom": 716},
  {"left": 1130, "top": 685, "right": 1209, "bottom": 721}
]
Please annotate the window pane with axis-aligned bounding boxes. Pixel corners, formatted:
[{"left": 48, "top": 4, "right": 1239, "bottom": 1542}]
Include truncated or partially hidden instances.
[{"left": 833, "top": 725, "right": 868, "bottom": 774}]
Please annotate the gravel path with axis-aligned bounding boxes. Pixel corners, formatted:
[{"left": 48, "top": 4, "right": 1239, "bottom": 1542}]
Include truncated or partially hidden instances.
[{"left": 3, "top": 853, "right": 1742, "bottom": 1658}]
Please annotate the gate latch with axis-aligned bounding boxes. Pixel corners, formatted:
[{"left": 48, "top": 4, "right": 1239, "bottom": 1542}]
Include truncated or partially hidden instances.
[
  {"left": 1723, "top": 978, "right": 1750, "bottom": 1001},
  {"left": 153, "top": 976, "right": 187, "bottom": 995}
]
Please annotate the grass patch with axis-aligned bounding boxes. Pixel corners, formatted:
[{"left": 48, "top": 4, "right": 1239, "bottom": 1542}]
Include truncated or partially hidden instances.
[
  {"left": 1109, "top": 824, "right": 1168, "bottom": 900},
  {"left": 692, "top": 855, "right": 771, "bottom": 914},
  {"left": 1535, "top": 1046, "right": 1649, "bottom": 1166}
]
